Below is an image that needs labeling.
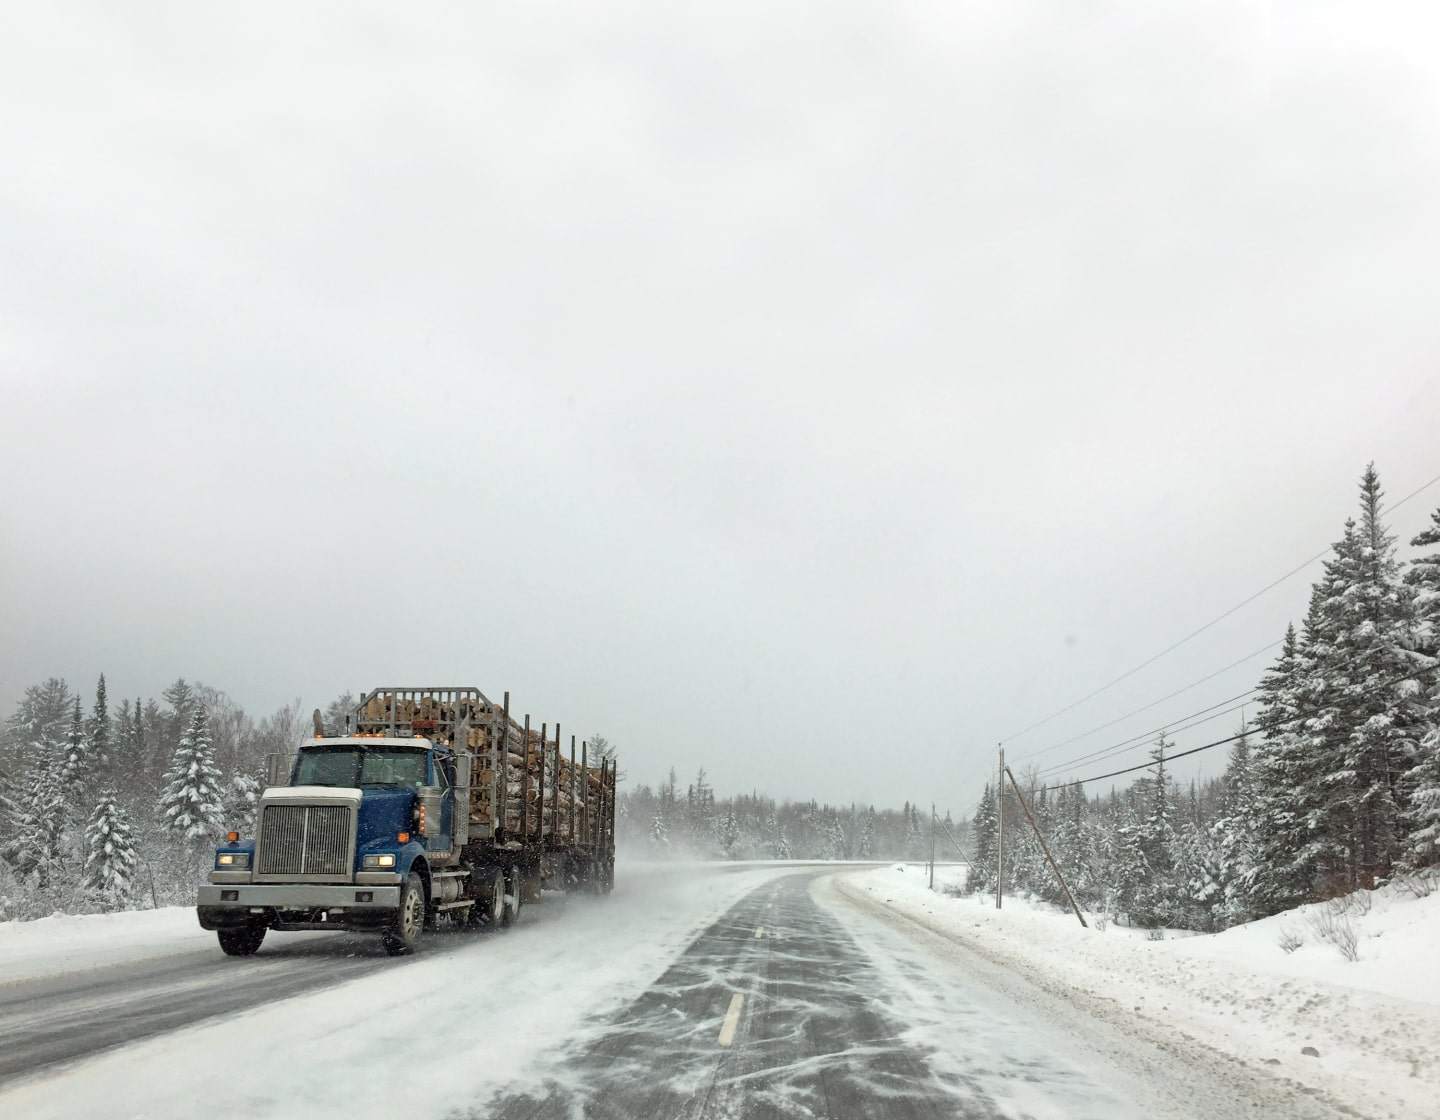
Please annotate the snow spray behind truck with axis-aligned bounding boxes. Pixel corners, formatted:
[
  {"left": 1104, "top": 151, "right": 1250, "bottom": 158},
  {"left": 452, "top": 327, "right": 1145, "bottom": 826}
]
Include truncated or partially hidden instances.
[{"left": 197, "top": 686, "right": 617, "bottom": 956}]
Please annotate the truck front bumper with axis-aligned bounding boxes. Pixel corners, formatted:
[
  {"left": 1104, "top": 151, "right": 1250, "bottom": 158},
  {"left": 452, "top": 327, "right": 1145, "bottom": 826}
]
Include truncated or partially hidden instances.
[{"left": 197, "top": 884, "right": 401, "bottom": 932}]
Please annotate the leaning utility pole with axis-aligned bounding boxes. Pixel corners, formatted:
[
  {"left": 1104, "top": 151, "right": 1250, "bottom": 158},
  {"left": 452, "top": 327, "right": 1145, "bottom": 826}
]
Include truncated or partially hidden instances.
[
  {"left": 996, "top": 745, "right": 1004, "bottom": 910},
  {"left": 1005, "top": 765, "right": 1088, "bottom": 928}
]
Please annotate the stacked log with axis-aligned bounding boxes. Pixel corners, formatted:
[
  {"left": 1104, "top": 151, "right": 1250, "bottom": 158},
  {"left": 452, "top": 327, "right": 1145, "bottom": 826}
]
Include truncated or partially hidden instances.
[{"left": 355, "top": 690, "right": 612, "bottom": 843}]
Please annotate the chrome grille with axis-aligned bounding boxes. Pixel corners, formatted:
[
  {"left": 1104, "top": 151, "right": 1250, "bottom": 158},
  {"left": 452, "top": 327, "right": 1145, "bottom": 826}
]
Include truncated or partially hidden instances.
[{"left": 257, "top": 804, "right": 354, "bottom": 878}]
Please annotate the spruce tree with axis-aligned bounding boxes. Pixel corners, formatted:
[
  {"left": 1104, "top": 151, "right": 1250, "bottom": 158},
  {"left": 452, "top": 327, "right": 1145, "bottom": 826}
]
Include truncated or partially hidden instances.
[
  {"left": 720, "top": 807, "right": 741, "bottom": 858},
  {"left": 857, "top": 807, "right": 876, "bottom": 859},
  {"left": 1131, "top": 737, "right": 1178, "bottom": 927},
  {"left": 88, "top": 674, "right": 112, "bottom": 788},
  {"left": 1402, "top": 506, "right": 1440, "bottom": 867},
  {"left": 1212, "top": 723, "right": 1261, "bottom": 924},
  {"left": 1324, "top": 466, "right": 1427, "bottom": 885},
  {"left": 970, "top": 784, "right": 997, "bottom": 891},
  {"left": 1288, "top": 532, "right": 1360, "bottom": 898},
  {"left": 11, "top": 750, "right": 66, "bottom": 884},
  {"left": 157, "top": 703, "right": 225, "bottom": 846},
  {"left": 58, "top": 695, "right": 90, "bottom": 803},
  {"left": 84, "top": 789, "right": 139, "bottom": 901}
]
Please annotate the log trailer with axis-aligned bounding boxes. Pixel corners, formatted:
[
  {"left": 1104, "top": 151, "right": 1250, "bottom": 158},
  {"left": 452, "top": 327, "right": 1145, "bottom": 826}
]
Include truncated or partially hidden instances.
[{"left": 196, "top": 686, "right": 617, "bottom": 956}]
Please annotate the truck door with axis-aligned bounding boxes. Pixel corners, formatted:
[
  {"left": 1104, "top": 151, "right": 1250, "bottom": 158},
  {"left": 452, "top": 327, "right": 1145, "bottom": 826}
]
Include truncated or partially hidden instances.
[{"left": 428, "top": 754, "right": 455, "bottom": 852}]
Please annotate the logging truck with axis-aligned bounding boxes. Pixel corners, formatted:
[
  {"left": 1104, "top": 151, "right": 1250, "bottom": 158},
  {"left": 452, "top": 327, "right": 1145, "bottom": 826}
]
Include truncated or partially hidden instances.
[{"left": 196, "top": 686, "right": 617, "bottom": 956}]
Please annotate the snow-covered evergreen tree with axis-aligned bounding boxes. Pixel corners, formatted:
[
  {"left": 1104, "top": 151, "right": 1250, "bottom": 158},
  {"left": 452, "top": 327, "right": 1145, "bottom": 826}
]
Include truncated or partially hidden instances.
[
  {"left": 11, "top": 749, "right": 66, "bottom": 884},
  {"left": 970, "top": 784, "right": 997, "bottom": 891},
  {"left": 157, "top": 704, "right": 225, "bottom": 845},
  {"left": 88, "top": 674, "right": 112, "bottom": 788},
  {"left": 719, "top": 807, "right": 741, "bottom": 858},
  {"left": 1212, "top": 723, "right": 1261, "bottom": 924},
  {"left": 83, "top": 789, "right": 139, "bottom": 901},
  {"left": 857, "top": 807, "right": 876, "bottom": 859},
  {"left": 1402, "top": 505, "right": 1440, "bottom": 867},
  {"left": 221, "top": 770, "right": 262, "bottom": 835},
  {"left": 904, "top": 802, "right": 925, "bottom": 860},
  {"left": 58, "top": 695, "right": 90, "bottom": 803},
  {"left": 1321, "top": 466, "right": 1428, "bottom": 886}
]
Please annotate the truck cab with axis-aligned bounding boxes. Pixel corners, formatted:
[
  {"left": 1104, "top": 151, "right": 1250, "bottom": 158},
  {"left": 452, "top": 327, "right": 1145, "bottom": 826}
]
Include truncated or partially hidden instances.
[{"left": 197, "top": 735, "right": 476, "bottom": 956}]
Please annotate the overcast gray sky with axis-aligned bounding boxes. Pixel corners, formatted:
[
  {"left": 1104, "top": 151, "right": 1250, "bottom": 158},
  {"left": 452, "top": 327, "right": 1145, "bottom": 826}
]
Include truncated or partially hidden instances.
[{"left": 3, "top": 2, "right": 1439, "bottom": 813}]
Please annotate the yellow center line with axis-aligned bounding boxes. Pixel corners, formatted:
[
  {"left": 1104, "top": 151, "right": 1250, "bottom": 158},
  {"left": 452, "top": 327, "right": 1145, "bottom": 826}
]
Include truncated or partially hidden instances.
[
  {"left": 717, "top": 993, "right": 744, "bottom": 1046},
  {"left": 754, "top": 926, "right": 765, "bottom": 939}
]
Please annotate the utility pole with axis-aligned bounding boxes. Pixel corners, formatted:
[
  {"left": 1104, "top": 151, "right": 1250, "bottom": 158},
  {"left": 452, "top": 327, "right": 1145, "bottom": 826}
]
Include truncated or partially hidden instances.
[
  {"left": 996, "top": 745, "right": 1004, "bottom": 910},
  {"left": 929, "top": 803, "right": 936, "bottom": 890}
]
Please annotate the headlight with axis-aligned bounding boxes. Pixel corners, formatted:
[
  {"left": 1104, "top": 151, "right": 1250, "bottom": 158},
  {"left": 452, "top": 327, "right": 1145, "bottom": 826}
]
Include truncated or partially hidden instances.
[
  {"left": 362, "top": 853, "right": 397, "bottom": 869},
  {"left": 216, "top": 852, "right": 251, "bottom": 869}
]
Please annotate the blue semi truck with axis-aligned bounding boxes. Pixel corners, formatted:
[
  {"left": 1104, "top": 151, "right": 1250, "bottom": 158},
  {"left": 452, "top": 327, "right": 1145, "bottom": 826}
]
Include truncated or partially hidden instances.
[{"left": 196, "top": 686, "right": 616, "bottom": 956}]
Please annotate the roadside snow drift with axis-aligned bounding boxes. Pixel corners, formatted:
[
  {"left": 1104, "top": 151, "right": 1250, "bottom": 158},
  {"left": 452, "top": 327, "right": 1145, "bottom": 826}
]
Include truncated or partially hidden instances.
[{"left": 843, "top": 864, "right": 1440, "bottom": 1120}]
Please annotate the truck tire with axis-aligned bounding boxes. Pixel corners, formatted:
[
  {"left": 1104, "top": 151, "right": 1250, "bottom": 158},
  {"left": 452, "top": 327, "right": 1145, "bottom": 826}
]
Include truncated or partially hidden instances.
[
  {"left": 470, "top": 869, "right": 503, "bottom": 930},
  {"left": 383, "top": 873, "right": 426, "bottom": 956},
  {"left": 500, "top": 871, "right": 522, "bottom": 929},
  {"left": 217, "top": 926, "right": 266, "bottom": 956}
]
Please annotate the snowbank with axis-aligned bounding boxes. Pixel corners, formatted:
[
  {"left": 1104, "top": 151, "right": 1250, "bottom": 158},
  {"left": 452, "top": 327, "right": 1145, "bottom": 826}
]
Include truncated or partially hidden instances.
[
  {"left": 0, "top": 906, "right": 216, "bottom": 987},
  {"left": 842, "top": 864, "right": 1440, "bottom": 1120}
]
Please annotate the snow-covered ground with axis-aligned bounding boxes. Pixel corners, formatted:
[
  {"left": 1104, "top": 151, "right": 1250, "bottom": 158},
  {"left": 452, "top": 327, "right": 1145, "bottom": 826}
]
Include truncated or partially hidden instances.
[
  {"left": 0, "top": 905, "right": 322, "bottom": 987},
  {"left": 843, "top": 864, "right": 1440, "bottom": 1120},
  {"left": 0, "top": 862, "right": 801, "bottom": 1120}
]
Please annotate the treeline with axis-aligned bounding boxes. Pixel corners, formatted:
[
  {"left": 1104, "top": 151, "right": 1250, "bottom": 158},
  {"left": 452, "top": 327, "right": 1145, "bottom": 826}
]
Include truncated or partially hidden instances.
[
  {"left": 0, "top": 681, "right": 358, "bottom": 921},
  {"left": 971, "top": 465, "right": 1440, "bottom": 930},
  {"left": 617, "top": 767, "right": 959, "bottom": 862}
]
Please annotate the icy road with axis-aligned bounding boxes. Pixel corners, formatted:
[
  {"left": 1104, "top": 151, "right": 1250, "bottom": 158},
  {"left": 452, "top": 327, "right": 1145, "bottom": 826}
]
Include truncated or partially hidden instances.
[{"left": 0, "top": 864, "right": 1353, "bottom": 1120}]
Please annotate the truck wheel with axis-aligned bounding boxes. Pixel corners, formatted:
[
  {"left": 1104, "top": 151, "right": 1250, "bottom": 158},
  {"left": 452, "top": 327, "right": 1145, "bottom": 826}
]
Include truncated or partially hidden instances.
[
  {"left": 383, "top": 873, "right": 426, "bottom": 956},
  {"left": 217, "top": 926, "right": 266, "bottom": 956},
  {"left": 471, "top": 870, "right": 503, "bottom": 929},
  {"left": 500, "top": 871, "right": 523, "bottom": 929}
]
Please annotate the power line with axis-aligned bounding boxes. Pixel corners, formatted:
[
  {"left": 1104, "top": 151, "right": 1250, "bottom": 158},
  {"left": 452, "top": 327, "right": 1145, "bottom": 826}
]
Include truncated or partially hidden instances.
[
  {"left": 1033, "top": 666, "right": 1418, "bottom": 793},
  {"left": 998, "top": 466, "right": 1440, "bottom": 747},
  {"left": 1035, "top": 686, "right": 1257, "bottom": 776},
  {"left": 1012, "top": 638, "right": 1280, "bottom": 763},
  {"left": 1031, "top": 636, "right": 1417, "bottom": 780}
]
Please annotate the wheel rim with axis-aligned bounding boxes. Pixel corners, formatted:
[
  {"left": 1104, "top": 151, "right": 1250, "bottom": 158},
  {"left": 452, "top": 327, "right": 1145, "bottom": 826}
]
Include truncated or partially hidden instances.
[
  {"left": 490, "top": 875, "right": 503, "bottom": 922},
  {"left": 401, "top": 886, "right": 422, "bottom": 939}
]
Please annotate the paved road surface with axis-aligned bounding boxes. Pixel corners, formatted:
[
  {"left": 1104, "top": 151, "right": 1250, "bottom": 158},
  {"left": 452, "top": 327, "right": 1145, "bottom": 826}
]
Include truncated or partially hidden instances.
[{"left": 480, "top": 870, "right": 1345, "bottom": 1120}]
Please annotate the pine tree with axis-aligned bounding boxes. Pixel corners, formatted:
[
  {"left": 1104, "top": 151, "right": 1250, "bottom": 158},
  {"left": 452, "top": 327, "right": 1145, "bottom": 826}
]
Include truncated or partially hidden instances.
[
  {"left": 11, "top": 749, "right": 66, "bottom": 884},
  {"left": 1324, "top": 466, "right": 1428, "bottom": 886},
  {"left": 58, "top": 695, "right": 90, "bottom": 803},
  {"left": 84, "top": 789, "right": 139, "bottom": 901},
  {"left": 158, "top": 704, "right": 225, "bottom": 845},
  {"left": 720, "top": 807, "right": 741, "bottom": 858},
  {"left": 857, "top": 807, "right": 876, "bottom": 859},
  {"left": 1131, "top": 736, "right": 1177, "bottom": 926},
  {"left": 222, "top": 770, "right": 262, "bottom": 835},
  {"left": 971, "top": 784, "right": 997, "bottom": 891},
  {"left": 88, "top": 674, "right": 112, "bottom": 788},
  {"left": 1212, "top": 723, "right": 1261, "bottom": 924},
  {"left": 1287, "top": 540, "right": 1358, "bottom": 900},
  {"left": 1, "top": 677, "right": 72, "bottom": 776},
  {"left": 905, "top": 802, "right": 925, "bottom": 860},
  {"left": 1402, "top": 506, "right": 1440, "bottom": 867},
  {"left": 1107, "top": 795, "right": 1148, "bottom": 924}
]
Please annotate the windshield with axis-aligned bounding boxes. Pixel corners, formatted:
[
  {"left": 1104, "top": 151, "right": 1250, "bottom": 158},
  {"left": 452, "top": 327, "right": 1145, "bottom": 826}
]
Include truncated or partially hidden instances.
[{"left": 293, "top": 748, "right": 428, "bottom": 789}]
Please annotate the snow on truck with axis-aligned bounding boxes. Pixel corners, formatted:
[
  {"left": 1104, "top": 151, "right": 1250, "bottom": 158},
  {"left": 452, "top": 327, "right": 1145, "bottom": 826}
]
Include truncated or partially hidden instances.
[{"left": 196, "top": 686, "right": 617, "bottom": 956}]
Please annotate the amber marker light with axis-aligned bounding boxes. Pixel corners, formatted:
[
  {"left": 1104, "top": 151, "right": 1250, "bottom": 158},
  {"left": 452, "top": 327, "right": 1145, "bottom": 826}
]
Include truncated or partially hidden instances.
[{"left": 397, "top": 831, "right": 410, "bottom": 843}]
